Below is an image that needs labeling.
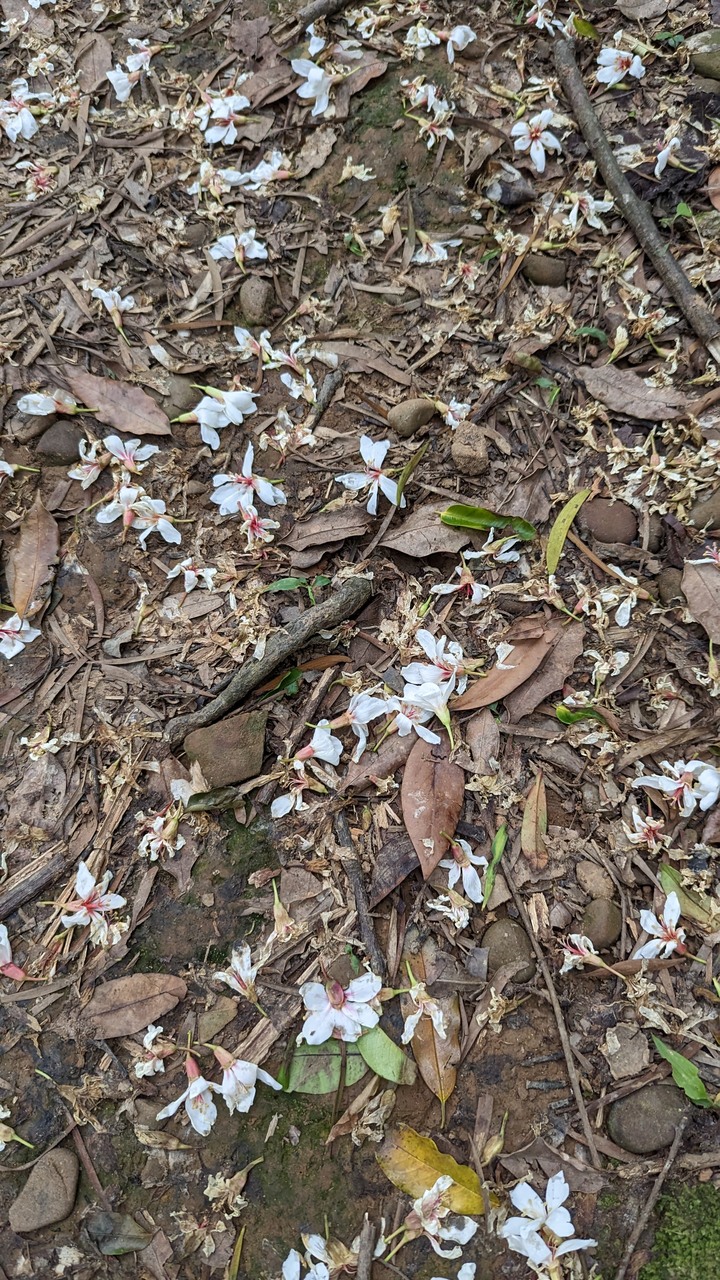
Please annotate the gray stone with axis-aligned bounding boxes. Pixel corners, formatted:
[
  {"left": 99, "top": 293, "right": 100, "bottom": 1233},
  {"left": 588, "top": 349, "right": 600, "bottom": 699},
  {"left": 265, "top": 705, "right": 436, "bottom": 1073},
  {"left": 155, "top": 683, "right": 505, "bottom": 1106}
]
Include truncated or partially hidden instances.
[
  {"left": 240, "top": 276, "right": 274, "bottom": 326},
  {"left": 686, "top": 29, "right": 720, "bottom": 80},
  {"left": 36, "top": 420, "right": 85, "bottom": 465},
  {"left": 607, "top": 1082, "right": 689, "bottom": 1154},
  {"left": 387, "top": 398, "right": 435, "bottom": 439},
  {"left": 582, "top": 898, "right": 622, "bottom": 949},
  {"left": 9, "top": 1148, "right": 79, "bottom": 1232},
  {"left": 579, "top": 498, "right": 637, "bottom": 545},
  {"left": 451, "top": 419, "right": 489, "bottom": 476},
  {"left": 658, "top": 567, "right": 685, "bottom": 606},
  {"left": 522, "top": 253, "right": 566, "bottom": 287},
  {"left": 576, "top": 860, "right": 614, "bottom": 900},
  {"left": 161, "top": 375, "right": 199, "bottom": 420},
  {"left": 184, "top": 706, "right": 268, "bottom": 788},
  {"left": 482, "top": 918, "right": 535, "bottom": 982},
  {"left": 688, "top": 486, "right": 720, "bottom": 531}
]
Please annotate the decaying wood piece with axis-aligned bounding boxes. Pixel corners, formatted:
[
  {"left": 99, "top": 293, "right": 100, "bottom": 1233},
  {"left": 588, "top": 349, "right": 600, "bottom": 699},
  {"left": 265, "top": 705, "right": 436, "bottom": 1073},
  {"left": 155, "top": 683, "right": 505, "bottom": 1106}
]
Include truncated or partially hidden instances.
[
  {"left": 166, "top": 575, "right": 372, "bottom": 747},
  {"left": 554, "top": 38, "right": 720, "bottom": 361}
]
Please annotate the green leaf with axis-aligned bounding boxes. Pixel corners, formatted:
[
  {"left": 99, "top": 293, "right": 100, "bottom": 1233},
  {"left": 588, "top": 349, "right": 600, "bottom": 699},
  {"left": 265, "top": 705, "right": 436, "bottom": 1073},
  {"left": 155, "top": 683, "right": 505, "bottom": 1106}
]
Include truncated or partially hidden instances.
[
  {"left": 481, "top": 824, "right": 508, "bottom": 909},
  {"left": 653, "top": 1036, "right": 712, "bottom": 1107},
  {"left": 440, "top": 504, "right": 537, "bottom": 541},
  {"left": 659, "top": 865, "right": 715, "bottom": 928},
  {"left": 357, "top": 1026, "right": 417, "bottom": 1085},
  {"left": 285, "top": 1041, "right": 367, "bottom": 1094},
  {"left": 573, "top": 326, "right": 608, "bottom": 343},
  {"left": 312, "top": 575, "right": 331, "bottom": 588},
  {"left": 572, "top": 16, "right": 600, "bottom": 37},
  {"left": 396, "top": 440, "right": 429, "bottom": 508},
  {"left": 555, "top": 704, "right": 603, "bottom": 725},
  {"left": 261, "top": 577, "right": 309, "bottom": 594},
  {"left": 258, "top": 667, "right": 302, "bottom": 700},
  {"left": 677, "top": 202, "right": 693, "bottom": 219},
  {"left": 546, "top": 488, "right": 591, "bottom": 574}
]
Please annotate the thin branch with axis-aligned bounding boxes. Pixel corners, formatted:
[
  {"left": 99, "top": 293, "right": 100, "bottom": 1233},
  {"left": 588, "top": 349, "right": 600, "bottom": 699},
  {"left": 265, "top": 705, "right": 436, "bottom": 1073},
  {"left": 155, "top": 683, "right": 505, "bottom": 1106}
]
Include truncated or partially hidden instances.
[
  {"left": 505, "top": 873, "right": 602, "bottom": 1169},
  {"left": 334, "top": 810, "right": 387, "bottom": 981},
  {"left": 553, "top": 38, "right": 720, "bottom": 361},
  {"left": 166, "top": 575, "right": 372, "bottom": 747},
  {"left": 614, "top": 1118, "right": 687, "bottom": 1280},
  {"left": 356, "top": 1214, "right": 378, "bottom": 1280}
]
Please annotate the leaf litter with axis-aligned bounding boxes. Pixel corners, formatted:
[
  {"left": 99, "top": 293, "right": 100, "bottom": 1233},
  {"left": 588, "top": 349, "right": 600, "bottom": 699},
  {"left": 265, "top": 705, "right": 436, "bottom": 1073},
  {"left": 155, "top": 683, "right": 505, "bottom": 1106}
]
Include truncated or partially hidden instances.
[{"left": 2, "top": 0, "right": 720, "bottom": 1275}]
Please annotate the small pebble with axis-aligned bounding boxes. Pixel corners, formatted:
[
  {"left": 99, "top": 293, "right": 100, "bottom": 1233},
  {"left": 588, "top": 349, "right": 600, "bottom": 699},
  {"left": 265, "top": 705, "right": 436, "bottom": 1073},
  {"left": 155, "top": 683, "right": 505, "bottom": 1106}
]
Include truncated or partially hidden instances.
[
  {"left": 582, "top": 898, "right": 622, "bottom": 949},
  {"left": 522, "top": 253, "right": 567, "bottom": 287},
  {"left": 686, "top": 29, "right": 720, "bottom": 81},
  {"left": 580, "top": 498, "right": 637, "bottom": 545},
  {"left": 657, "top": 567, "right": 685, "bottom": 606},
  {"left": 576, "top": 860, "right": 614, "bottom": 900},
  {"left": 240, "top": 276, "right": 274, "bottom": 326},
  {"left": 607, "top": 1082, "right": 689, "bottom": 1154},
  {"left": 482, "top": 918, "right": 535, "bottom": 982},
  {"left": 9, "top": 1149, "right": 79, "bottom": 1232},
  {"left": 451, "top": 420, "right": 489, "bottom": 476},
  {"left": 387, "top": 398, "right": 435, "bottom": 438},
  {"left": 36, "top": 421, "right": 85, "bottom": 466},
  {"left": 688, "top": 485, "right": 720, "bottom": 531}
]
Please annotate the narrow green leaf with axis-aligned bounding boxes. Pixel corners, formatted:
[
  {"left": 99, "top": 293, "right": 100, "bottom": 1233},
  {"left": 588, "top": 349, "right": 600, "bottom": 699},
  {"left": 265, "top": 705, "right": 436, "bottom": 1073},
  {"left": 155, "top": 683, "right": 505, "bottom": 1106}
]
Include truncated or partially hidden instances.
[
  {"left": 555, "top": 704, "right": 602, "bottom": 726},
  {"left": 546, "top": 488, "right": 591, "bottom": 574},
  {"left": 259, "top": 668, "right": 302, "bottom": 700},
  {"left": 676, "top": 202, "right": 693, "bottom": 218},
  {"left": 653, "top": 1036, "right": 711, "bottom": 1107},
  {"left": 573, "top": 326, "right": 608, "bottom": 343},
  {"left": 573, "top": 16, "right": 600, "bottom": 38},
  {"left": 481, "top": 824, "right": 508, "bottom": 909},
  {"left": 285, "top": 1041, "right": 367, "bottom": 1094},
  {"left": 358, "top": 1027, "right": 417, "bottom": 1085},
  {"left": 396, "top": 440, "right": 429, "bottom": 508},
  {"left": 261, "top": 577, "right": 308, "bottom": 594},
  {"left": 440, "top": 504, "right": 537, "bottom": 541}
]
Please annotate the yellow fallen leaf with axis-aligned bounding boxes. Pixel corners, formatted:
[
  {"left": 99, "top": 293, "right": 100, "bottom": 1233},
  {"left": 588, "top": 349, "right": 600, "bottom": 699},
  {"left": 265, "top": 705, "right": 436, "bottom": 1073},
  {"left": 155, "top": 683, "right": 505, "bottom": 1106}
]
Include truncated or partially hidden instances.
[
  {"left": 376, "top": 1124, "right": 495, "bottom": 1214},
  {"left": 545, "top": 488, "right": 590, "bottom": 575}
]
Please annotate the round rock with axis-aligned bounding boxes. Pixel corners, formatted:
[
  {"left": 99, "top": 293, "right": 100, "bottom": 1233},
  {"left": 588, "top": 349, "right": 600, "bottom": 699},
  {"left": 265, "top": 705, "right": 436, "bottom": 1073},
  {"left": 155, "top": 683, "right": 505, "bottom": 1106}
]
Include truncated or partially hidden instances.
[
  {"left": 239, "top": 276, "right": 274, "bottom": 327},
  {"left": 482, "top": 918, "right": 535, "bottom": 982},
  {"left": 576, "top": 860, "right": 614, "bottom": 900},
  {"left": 387, "top": 398, "right": 435, "bottom": 439},
  {"left": 607, "top": 1082, "right": 689, "bottom": 1154},
  {"left": 36, "top": 420, "right": 85, "bottom": 465},
  {"left": 9, "top": 1148, "right": 79, "bottom": 1232},
  {"left": 688, "top": 486, "right": 720, "bottom": 531},
  {"left": 686, "top": 29, "right": 720, "bottom": 80},
  {"left": 580, "top": 498, "right": 637, "bottom": 545},
  {"left": 523, "top": 253, "right": 566, "bottom": 287},
  {"left": 582, "top": 898, "right": 622, "bottom": 950},
  {"left": 658, "top": 567, "right": 685, "bottom": 606},
  {"left": 451, "top": 419, "right": 489, "bottom": 476}
]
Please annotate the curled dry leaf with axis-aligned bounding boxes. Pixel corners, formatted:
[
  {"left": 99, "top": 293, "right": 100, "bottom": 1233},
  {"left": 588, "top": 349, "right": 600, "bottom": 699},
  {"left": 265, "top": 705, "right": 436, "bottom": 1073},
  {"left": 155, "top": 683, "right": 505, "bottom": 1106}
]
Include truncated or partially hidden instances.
[
  {"left": 465, "top": 708, "right": 500, "bottom": 772},
  {"left": 5, "top": 496, "right": 59, "bottom": 620},
  {"left": 369, "top": 834, "right": 419, "bottom": 907},
  {"left": 341, "top": 733, "right": 414, "bottom": 793},
  {"left": 62, "top": 367, "right": 172, "bottom": 436},
  {"left": 85, "top": 973, "right": 187, "bottom": 1038},
  {"left": 400, "top": 731, "right": 465, "bottom": 878},
  {"left": 579, "top": 365, "right": 687, "bottom": 421},
  {"left": 681, "top": 560, "right": 720, "bottom": 643},
  {"left": 505, "top": 621, "right": 585, "bottom": 722},
  {"left": 520, "top": 771, "right": 548, "bottom": 872},
  {"left": 376, "top": 1123, "right": 488, "bottom": 1214},
  {"left": 74, "top": 31, "right": 113, "bottom": 93},
  {"left": 454, "top": 619, "right": 561, "bottom": 711}
]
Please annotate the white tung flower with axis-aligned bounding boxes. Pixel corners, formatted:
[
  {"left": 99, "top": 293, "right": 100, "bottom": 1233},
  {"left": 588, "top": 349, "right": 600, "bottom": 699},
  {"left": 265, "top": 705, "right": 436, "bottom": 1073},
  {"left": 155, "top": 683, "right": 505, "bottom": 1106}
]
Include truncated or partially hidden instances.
[
  {"left": 511, "top": 110, "right": 562, "bottom": 174},
  {"left": 60, "top": 861, "right": 127, "bottom": 948},
  {"left": 596, "top": 45, "right": 646, "bottom": 87},
  {"left": 156, "top": 1056, "right": 218, "bottom": 1136},
  {"left": 0, "top": 614, "right": 42, "bottom": 661},
  {"left": 166, "top": 558, "right": 217, "bottom": 593},
  {"left": 499, "top": 1171, "right": 596, "bottom": 1271},
  {"left": 654, "top": 136, "right": 680, "bottom": 179},
  {"left": 298, "top": 971, "right": 382, "bottom": 1044},
  {"left": 439, "top": 838, "right": 487, "bottom": 903},
  {"left": 634, "top": 891, "right": 686, "bottom": 960},
  {"left": 336, "top": 435, "right": 405, "bottom": 515},
  {"left": 291, "top": 58, "right": 338, "bottom": 117},
  {"left": 443, "top": 25, "right": 476, "bottom": 64},
  {"left": 209, "top": 229, "right": 268, "bottom": 266},
  {"left": 211, "top": 441, "right": 286, "bottom": 515},
  {"left": 632, "top": 759, "right": 720, "bottom": 817}
]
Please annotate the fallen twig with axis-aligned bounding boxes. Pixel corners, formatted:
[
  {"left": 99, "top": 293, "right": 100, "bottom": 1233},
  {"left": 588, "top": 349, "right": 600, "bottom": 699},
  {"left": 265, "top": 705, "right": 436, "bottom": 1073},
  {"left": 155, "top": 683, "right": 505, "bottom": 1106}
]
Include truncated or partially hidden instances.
[
  {"left": 614, "top": 1117, "right": 687, "bottom": 1280},
  {"left": 356, "top": 1214, "right": 378, "bottom": 1280},
  {"left": 554, "top": 38, "right": 720, "bottom": 361},
  {"left": 166, "top": 575, "right": 372, "bottom": 747},
  {"left": 335, "top": 810, "right": 387, "bottom": 981},
  {"left": 505, "top": 874, "right": 602, "bottom": 1169}
]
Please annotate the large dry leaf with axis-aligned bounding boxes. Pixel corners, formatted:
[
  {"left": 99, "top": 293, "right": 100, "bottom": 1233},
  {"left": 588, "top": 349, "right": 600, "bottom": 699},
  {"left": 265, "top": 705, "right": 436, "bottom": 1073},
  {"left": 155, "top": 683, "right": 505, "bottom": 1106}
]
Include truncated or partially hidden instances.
[
  {"left": 400, "top": 732, "right": 465, "bottom": 878},
  {"left": 465, "top": 708, "right": 500, "bottom": 772},
  {"left": 5, "top": 496, "right": 59, "bottom": 619},
  {"left": 681, "top": 561, "right": 720, "bottom": 642},
  {"left": 380, "top": 504, "right": 469, "bottom": 558},
  {"left": 521, "top": 772, "right": 548, "bottom": 872},
  {"left": 63, "top": 368, "right": 172, "bottom": 436},
  {"left": 401, "top": 947, "right": 460, "bottom": 1119},
  {"left": 454, "top": 624, "right": 559, "bottom": 711},
  {"left": 369, "top": 834, "right": 419, "bottom": 906},
  {"left": 505, "top": 621, "right": 584, "bottom": 721},
  {"left": 333, "top": 58, "right": 386, "bottom": 120},
  {"left": 377, "top": 1124, "right": 488, "bottom": 1214},
  {"left": 293, "top": 127, "right": 338, "bottom": 179},
  {"left": 579, "top": 366, "right": 687, "bottom": 421},
  {"left": 75, "top": 32, "right": 113, "bottom": 92},
  {"left": 283, "top": 507, "right": 371, "bottom": 552},
  {"left": 86, "top": 973, "right": 187, "bottom": 1037}
]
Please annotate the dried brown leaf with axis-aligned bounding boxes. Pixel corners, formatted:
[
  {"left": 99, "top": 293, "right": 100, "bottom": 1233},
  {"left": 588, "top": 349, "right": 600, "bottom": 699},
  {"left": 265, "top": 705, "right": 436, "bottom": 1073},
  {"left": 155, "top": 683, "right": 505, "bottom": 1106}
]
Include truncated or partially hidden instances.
[
  {"left": 85, "top": 973, "right": 187, "bottom": 1038},
  {"left": 380, "top": 504, "right": 469, "bottom": 558},
  {"left": 505, "top": 621, "right": 584, "bottom": 721},
  {"left": 283, "top": 507, "right": 372, "bottom": 552},
  {"left": 454, "top": 622, "right": 559, "bottom": 711},
  {"left": 5, "top": 496, "right": 59, "bottom": 619},
  {"left": 579, "top": 366, "right": 687, "bottom": 421},
  {"left": 681, "top": 560, "right": 720, "bottom": 642},
  {"left": 369, "top": 834, "right": 419, "bottom": 906},
  {"left": 75, "top": 32, "right": 113, "bottom": 93},
  {"left": 465, "top": 708, "right": 500, "bottom": 771},
  {"left": 520, "top": 772, "right": 548, "bottom": 872},
  {"left": 293, "top": 127, "right": 338, "bottom": 178},
  {"left": 63, "top": 368, "right": 172, "bottom": 436},
  {"left": 401, "top": 947, "right": 460, "bottom": 1114},
  {"left": 400, "top": 732, "right": 465, "bottom": 878},
  {"left": 333, "top": 59, "right": 387, "bottom": 120}
]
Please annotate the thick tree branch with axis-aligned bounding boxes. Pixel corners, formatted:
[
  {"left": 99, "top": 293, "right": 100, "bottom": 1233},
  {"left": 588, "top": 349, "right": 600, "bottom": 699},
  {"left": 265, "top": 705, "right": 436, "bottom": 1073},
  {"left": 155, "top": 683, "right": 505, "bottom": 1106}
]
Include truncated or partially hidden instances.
[
  {"left": 166, "top": 575, "right": 372, "bottom": 748},
  {"left": 554, "top": 38, "right": 720, "bottom": 361}
]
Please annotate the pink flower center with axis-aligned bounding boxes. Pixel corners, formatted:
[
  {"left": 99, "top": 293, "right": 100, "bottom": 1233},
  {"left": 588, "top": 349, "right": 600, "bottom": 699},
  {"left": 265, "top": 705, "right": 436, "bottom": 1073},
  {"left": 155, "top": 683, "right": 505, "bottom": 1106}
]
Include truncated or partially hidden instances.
[{"left": 326, "top": 980, "right": 347, "bottom": 1009}]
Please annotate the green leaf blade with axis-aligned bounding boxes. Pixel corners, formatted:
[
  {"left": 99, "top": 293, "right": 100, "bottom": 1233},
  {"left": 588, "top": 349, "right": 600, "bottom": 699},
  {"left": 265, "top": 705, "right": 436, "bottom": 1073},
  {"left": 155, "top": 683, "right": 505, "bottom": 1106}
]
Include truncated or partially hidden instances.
[
  {"left": 546, "top": 488, "right": 591, "bottom": 575},
  {"left": 357, "top": 1026, "right": 417, "bottom": 1085},
  {"left": 653, "top": 1036, "right": 711, "bottom": 1107},
  {"left": 285, "top": 1041, "right": 367, "bottom": 1094},
  {"left": 440, "top": 504, "right": 536, "bottom": 541}
]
